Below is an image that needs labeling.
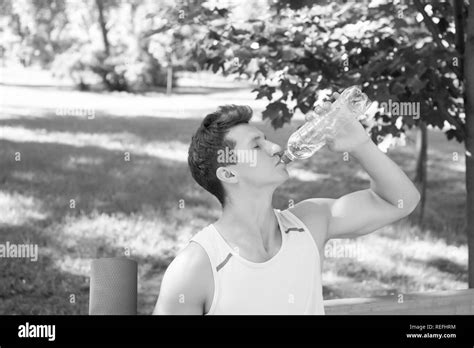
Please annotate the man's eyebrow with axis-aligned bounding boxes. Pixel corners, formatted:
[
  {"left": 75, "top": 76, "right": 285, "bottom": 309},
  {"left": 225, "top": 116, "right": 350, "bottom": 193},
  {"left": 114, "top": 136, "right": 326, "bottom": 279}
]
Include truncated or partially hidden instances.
[{"left": 247, "top": 133, "right": 267, "bottom": 144}]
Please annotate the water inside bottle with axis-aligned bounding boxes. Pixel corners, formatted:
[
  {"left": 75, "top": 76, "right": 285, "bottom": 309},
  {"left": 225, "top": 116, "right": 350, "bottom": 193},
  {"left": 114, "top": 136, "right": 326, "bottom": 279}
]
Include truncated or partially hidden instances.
[
  {"left": 282, "top": 86, "right": 372, "bottom": 163},
  {"left": 287, "top": 139, "right": 325, "bottom": 159}
]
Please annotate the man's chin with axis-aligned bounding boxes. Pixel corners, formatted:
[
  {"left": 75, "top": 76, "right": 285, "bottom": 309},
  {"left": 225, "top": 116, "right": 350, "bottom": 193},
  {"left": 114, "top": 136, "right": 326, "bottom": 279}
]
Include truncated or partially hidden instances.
[{"left": 273, "top": 168, "right": 290, "bottom": 184}]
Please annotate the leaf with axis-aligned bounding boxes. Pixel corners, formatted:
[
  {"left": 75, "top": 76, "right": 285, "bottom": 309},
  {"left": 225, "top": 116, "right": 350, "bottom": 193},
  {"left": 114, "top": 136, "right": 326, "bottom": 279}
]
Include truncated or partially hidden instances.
[
  {"left": 234, "top": 48, "right": 253, "bottom": 60},
  {"left": 389, "top": 81, "right": 406, "bottom": 95},
  {"left": 345, "top": 40, "right": 360, "bottom": 51},
  {"left": 207, "top": 56, "right": 223, "bottom": 73},
  {"left": 445, "top": 129, "right": 464, "bottom": 143},
  {"left": 252, "top": 85, "right": 276, "bottom": 101},
  {"left": 281, "top": 46, "right": 304, "bottom": 61},
  {"left": 281, "top": 78, "right": 300, "bottom": 97},
  {"left": 393, "top": 18, "right": 408, "bottom": 29},
  {"left": 408, "top": 76, "right": 428, "bottom": 94},
  {"left": 403, "top": 114, "right": 415, "bottom": 127},
  {"left": 256, "top": 63, "right": 268, "bottom": 78},
  {"left": 427, "top": 109, "right": 447, "bottom": 129},
  {"left": 402, "top": 49, "right": 419, "bottom": 64},
  {"left": 377, "top": 37, "right": 397, "bottom": 50},
  {"left": 215, "top": 8, "right": 228, "bottom": 17},
  {"left": 293, "top": 31, "right": 306, "bottom": 46},
  {"left": 262, "top": 101, "right": 292, "bottom": 129},
  {"left": 298, "top": 55, "right": 321, "bottom": 71},
  {"left": 437, "top": 17, "right": 449, "bottom": 34},
  {"left": 231, "top": 26, "right": 249, "bottom": 36},
  {"left": 208, "top": 30, "right": 220, "bottom": 40}
]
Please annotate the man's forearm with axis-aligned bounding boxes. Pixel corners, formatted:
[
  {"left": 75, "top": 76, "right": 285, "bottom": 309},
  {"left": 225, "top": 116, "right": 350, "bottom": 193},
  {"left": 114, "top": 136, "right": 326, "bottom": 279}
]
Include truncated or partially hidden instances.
[{"left": 350, "top": 139, "right": 420, "bottom": 210}]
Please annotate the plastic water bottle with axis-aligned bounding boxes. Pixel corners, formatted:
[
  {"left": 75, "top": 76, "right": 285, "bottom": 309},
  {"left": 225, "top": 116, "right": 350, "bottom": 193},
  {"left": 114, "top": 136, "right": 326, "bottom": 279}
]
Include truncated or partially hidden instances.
[{"left": 279, "top": 86, "right": 372, "bottom": 164}]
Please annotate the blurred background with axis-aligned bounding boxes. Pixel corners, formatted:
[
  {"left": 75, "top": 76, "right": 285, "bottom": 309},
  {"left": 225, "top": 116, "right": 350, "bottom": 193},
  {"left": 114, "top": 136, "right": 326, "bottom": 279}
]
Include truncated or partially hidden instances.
[{"left": 0, "top": 0, "right": 472, "bottom": 314}]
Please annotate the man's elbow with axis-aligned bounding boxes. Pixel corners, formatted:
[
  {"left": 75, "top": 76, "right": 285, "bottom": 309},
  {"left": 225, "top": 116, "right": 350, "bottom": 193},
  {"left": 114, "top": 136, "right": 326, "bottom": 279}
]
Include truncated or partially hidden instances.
[
  {"left": 402, "top": 189, "right": 421, "bottom": 214},
  {"left": 152, "top": 295, "right": 170, "bottom": 315},
  {"left": 152, "top": 298, "right": 163, "bottom": 315},
  {"left": 153, "top": 292, "right": 204, "bottom": 315}
]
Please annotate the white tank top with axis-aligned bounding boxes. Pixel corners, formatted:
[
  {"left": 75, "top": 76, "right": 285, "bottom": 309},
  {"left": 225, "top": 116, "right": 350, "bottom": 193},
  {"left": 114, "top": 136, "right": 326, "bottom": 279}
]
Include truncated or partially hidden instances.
[{"left": 188, "top": 208, "right": 325, "bottom": 315}]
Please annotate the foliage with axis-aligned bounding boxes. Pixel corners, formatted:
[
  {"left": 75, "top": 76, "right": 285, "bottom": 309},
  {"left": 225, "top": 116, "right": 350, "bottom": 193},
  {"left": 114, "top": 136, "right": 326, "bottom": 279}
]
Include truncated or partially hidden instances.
[
  {"left": 0, "top": 0, "right": 216, "bottom": 91},
  {"left": 195, "top": 0, "right": 467, "bottom": 147}
]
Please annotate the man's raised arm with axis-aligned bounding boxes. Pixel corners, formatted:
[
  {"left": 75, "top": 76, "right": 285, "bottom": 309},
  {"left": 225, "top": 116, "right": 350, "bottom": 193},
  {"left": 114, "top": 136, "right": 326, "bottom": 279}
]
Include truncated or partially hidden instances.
[
  {"left": 324, "top": 138, "right": 420, "bottom": 240},
  {"left": 293, "top": 102, "right": 420, "bottom": 242}
]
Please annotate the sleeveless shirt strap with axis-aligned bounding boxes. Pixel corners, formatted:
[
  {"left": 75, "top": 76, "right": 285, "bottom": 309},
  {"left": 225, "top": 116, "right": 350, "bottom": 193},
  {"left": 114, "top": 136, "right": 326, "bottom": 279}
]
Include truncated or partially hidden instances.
[
  {"left": 278, "top": 209, "right": 323, "bottom": 273},
  {"left": 276, "top": 209, "right": 307, "bottom": 231},
  {"left": 277, "top": 209, "right": 321, "bottom": 247},
  {"left": 190, "top": 226, "right": 234, "bottom": 273}
]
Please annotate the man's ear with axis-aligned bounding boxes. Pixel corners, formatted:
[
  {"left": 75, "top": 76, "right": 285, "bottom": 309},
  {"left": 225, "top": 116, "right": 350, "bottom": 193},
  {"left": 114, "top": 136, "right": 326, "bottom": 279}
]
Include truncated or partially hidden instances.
[{"left": 216, "top": 167, "right": 238, "bottom": 184}]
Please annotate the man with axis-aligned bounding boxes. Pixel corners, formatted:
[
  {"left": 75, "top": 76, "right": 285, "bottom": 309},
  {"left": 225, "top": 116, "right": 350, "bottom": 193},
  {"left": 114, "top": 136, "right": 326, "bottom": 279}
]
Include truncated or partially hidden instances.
[{"left": 154, "top": 100, "right": 420, "bottom": 315}]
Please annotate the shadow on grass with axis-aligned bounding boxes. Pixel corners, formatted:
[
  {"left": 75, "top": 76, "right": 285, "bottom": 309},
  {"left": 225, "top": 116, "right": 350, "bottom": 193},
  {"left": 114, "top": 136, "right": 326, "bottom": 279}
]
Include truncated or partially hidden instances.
[
  {"left": 0, "top": 112, "right": 203, "bottom": 144},
  {"left": 0, "top": 223, "right": 90, "bottom": 314},
  {"left": 0, "top": 220, "right": 176, "bottom": 314},
  {"left": 426, "top": 257, "right": 468, "bottom": 282},
  {"left": 0, "top": 138, "right": 203, "bottom": 217}
]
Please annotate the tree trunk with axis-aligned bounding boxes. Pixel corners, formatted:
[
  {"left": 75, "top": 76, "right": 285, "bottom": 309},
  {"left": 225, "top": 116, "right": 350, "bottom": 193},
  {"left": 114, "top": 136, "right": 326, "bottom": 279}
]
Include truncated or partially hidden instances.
[
  {"left": 167, "top": 65, "right": 173, "bottom": 95},
  {"left": 464, "top": 0, "right": 474, "bottom": 288},
  {"left": 96, "top": 0, "right": 110, "bottom": 56},
  {"left": 413, "top": 120, "right": 428, "bottom": 224}
]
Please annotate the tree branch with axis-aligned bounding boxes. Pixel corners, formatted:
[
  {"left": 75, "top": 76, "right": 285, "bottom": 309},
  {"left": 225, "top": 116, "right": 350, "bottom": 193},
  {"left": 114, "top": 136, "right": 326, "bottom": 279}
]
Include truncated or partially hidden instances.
[
  {"left": 453, "top": 0, "right": 465, "bottom": 77},
  {"left": 413, "top": 0, "right": 461, "bottom": 80},
  {"left": 413, "top": 0, "right": 445, "bottom": 48},
  {"left": 141, "top": 25, "right": 173, "bottom": 38}
]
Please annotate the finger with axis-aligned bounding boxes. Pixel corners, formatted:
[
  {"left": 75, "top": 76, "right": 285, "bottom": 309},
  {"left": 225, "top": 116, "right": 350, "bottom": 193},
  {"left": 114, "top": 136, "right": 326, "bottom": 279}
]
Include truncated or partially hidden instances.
[
  {"left": 305, "top": 110, "right": 317, "bottom": 121},
  {"left": 313, "top": 105, "right": 323, "bottom": 115},
  {"left": 325, "top": 137, "right": 335, "bottom": 150},
  {"left": 323, "top": 101, "right": 332, "bottom": 111},
  {"left": 332, "top": 92, "right": 340, "bottom": 100}
]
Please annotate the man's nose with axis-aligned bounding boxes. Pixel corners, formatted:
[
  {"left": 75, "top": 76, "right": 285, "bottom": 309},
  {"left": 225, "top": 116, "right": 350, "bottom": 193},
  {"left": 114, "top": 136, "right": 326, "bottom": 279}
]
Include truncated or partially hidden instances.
[{"left": 267, "top": 142, "right": 282, "bottom": 156}]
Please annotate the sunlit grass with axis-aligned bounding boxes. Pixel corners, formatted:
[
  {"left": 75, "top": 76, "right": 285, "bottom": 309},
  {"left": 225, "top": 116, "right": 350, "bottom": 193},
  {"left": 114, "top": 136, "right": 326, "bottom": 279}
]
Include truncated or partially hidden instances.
[
  {"left": 0, "top": 191, "right": 48, "bottom": 225},
  {"left": 0, "top": 126, "right": 188, "bottom": 162},
  {"left": 323, "top": 222, "right": 467, "bottom": 299}
]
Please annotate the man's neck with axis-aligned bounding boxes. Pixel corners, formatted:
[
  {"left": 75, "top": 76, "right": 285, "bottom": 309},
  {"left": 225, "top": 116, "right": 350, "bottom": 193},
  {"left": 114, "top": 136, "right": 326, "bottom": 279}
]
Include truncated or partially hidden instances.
[{"left": 216, "top": 189, "right": 279, "bottom": 252}]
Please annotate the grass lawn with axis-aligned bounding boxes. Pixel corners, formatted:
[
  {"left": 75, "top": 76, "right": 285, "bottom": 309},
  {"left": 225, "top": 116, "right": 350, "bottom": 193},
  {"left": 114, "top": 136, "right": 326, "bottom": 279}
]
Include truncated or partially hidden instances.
[{"left": 0, "top": 81, "right": 468, "bottom": 314}]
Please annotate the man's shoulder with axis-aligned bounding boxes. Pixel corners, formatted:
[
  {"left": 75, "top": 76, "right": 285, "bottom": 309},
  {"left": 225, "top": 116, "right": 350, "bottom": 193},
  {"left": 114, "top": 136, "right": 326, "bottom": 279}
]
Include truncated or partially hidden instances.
[
  {"left": 154, "top": 241, "right": 214, "bottom": 314},
  {"left": 286, "top": 198, "right": 334, "bottom": 245},
  {"left": 287, "top": 198, "right": 332, "bottom": 220},
  {"left": 169, "top": 241, "right": 213, "bottom": 285}
]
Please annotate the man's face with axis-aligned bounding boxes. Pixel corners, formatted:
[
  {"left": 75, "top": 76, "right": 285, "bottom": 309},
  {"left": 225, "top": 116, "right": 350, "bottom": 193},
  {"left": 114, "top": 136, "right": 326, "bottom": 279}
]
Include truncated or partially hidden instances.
[{"left": 218, "top": 124, "right": 289, "bottom": 188}]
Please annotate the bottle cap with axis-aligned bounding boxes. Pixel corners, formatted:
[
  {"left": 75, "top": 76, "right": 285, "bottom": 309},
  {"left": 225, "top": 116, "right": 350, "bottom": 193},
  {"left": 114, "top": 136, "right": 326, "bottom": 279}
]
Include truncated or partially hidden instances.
[{"left": 279, "top": 153, "right": 293, "bottom": 164}]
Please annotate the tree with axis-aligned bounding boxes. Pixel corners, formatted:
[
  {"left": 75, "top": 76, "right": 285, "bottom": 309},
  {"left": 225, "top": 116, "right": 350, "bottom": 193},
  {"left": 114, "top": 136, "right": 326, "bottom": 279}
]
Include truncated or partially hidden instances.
[
  {"left": 195, "top": 0, "right": 474, "bottom": 285},
  {"left": 463, "top": 0, "right": 474, "bottom": 288},
  {"left": 0, "top": 0, "right": 216, "bottom": 91},
  {"left": 0, "top": 0, "right": 69, "bottom": 67},
  {"left": 413, "top": 0, "right": 474, "bottom": 288}
]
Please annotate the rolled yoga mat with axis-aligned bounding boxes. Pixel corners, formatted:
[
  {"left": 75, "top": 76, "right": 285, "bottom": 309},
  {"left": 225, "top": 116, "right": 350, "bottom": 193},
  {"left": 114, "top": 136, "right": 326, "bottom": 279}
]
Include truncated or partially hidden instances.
[{"left": 89, "top": 257, "right": 138, "bottom": 315}]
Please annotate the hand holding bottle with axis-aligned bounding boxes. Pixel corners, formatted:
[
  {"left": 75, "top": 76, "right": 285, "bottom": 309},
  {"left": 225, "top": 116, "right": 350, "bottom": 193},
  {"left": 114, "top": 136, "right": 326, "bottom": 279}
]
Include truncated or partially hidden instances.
[
  {"left": 321, "top": 92, "right": 371, "bottom": 153},
  {"left": 279, "top": 86, "right": 372, "bottom": 164}
]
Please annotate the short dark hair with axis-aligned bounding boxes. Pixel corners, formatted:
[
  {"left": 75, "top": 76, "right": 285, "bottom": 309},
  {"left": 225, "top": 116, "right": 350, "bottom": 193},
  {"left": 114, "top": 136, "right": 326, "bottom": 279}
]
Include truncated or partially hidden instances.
[{"left": 188, "top": 105, "right": 253, "bottom": 206}]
